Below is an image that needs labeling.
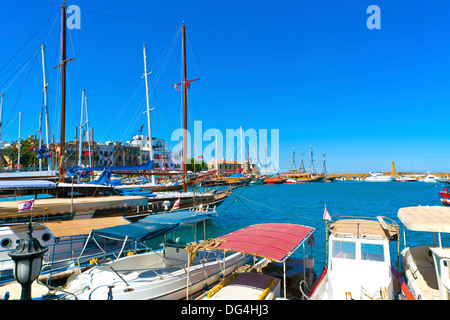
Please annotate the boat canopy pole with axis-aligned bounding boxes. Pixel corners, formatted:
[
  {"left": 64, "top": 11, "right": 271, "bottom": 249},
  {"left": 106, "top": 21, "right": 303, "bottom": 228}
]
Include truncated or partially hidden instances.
[{"left": 283, "top": 260, "right": 286, "bottom": 299}]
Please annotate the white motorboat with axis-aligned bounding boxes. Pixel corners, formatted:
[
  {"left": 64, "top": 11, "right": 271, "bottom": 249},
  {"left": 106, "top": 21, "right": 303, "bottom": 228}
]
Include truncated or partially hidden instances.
[
  {"left": 397, "top": 206, "right": 450, "bottom": 300},
  {"left": 61, "top": 209, "right": 252, "bottom": 300},
  {"left": 365, "top": 172, "right": 395, "bottom": 182},
  {"left": 395, "top": 175, "right": 418, "bottom": 182},
  {"left": 422, "top": 173, "right": 444, "bottom": 183},
  {"left": 197, "top": 223, "right": 315, "bottom": 300},
  {"left": 305, "top": 216, "right": 414, "bottom": 300}
]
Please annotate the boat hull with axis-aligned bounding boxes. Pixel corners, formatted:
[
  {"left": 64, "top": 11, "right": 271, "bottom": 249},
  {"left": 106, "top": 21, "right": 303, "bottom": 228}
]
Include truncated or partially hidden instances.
[
  {"left": 263, "top": 178, "right": 286, "bottom": 184},
  {"left": 439, "top": 191, "right": 450, "bottom": 206},
  {"left": 65, "top": 247, "right": 252, "bottom": 300}
]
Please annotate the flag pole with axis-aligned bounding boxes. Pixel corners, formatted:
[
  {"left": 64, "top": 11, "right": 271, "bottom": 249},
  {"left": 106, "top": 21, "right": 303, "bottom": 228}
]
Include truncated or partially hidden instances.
[{"left": 324, "top": 204, "right": 329, "bottom": 267}]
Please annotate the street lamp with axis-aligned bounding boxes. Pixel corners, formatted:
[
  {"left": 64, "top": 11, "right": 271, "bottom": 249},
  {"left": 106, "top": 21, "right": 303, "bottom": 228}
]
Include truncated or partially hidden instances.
[{"left": 8, "top": 222, "right": 48, "bottom": 300}]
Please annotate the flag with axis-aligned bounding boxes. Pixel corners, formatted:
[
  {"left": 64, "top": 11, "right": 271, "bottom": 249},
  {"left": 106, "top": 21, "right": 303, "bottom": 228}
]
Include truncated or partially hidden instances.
[
  {"left": 308, "top": 234, "right": 315, "bottom": 247},
  {"left": 174, "top": 84, "right": 180, "bottom": 92},
  {"left": 186, "top": 80, "right": 191, "bottom": 89},
  {"left": 140, "top": 124, "right": 144, "bottom": 132},
  {"left": 198, "top": 155, "right": 203, "bottom": 159},
  {"left": 18, "top": 199, "right": 35, "bottom": 212},
  {"left": 323, "top": 206, "right": 332, "bottom": 221},
  {"left": 171, "top": 197, "right": 181, "bottom": 211}
]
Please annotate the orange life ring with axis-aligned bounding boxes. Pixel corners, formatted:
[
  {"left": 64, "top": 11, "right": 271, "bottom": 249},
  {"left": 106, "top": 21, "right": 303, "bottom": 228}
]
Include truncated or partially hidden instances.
[
  {"left": 90, "top": 171, "right": 95, "bottom": 176},
  {"left": 14, "top": 164, "right": 23, "bottom": 169},
  {"left": 49, "top": 151, "right": 57, "bottom": 158},
  {"left": 49, "top": 143, "right": 56, "bottom": 150}
]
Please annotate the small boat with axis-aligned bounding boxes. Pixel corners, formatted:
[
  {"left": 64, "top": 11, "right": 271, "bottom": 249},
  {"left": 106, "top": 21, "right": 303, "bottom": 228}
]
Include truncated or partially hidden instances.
[
  {"left": 439, "top": 187, "right": 450, "bottom": 206},
  {"left": 249, "top": 176, "right": 265, "bottom": 184},
  {"left": 305, "top": 216, "right": 414, "bottom": 300},
  {"left": 397, "top": 206, "right": 450, "bottom": 300},
  {"left": 284, "top": 179, "right": 297, "bottom": 184},
  {"left": 422, "top": 173, "right": 444, "bottom": 183},
  {"left": 364, "top": 172, "right": 395, "bottom": 182},
  {"left": 197, "top": 223, "right": 315, "bottom": 300},
  {"left": 395, "top": 175, "right": 417, "bottom": 182},
  {"left": 61, "top": 209, "right": 252, "bottom": 300},
  {"left": 263, "top": 177, "right": 286, "bottom": 184}
]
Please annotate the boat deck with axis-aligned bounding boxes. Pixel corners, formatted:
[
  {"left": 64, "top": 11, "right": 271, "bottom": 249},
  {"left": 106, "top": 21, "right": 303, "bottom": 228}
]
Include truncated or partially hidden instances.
[
  {"left": 403, "top": 246, "right": 440, "bottom": 300},
  {"left": 0, "top": 280, "right": 51, "bottom": 300},
  {"left": 0, "top": 196, "right": 148, "bottom": 219},
  {"left": 203, "top": 272, "right": 279, "bottom": 300}
]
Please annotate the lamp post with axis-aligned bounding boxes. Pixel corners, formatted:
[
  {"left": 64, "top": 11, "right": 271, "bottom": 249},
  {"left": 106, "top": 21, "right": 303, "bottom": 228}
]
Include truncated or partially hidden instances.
[{"left": 8, "top": 223, "right": 48, "bottom": 300}]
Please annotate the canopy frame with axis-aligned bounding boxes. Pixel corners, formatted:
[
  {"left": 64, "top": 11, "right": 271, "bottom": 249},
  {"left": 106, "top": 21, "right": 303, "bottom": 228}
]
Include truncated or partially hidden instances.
[{"left": 204, "top": 223, "right": 316, "bottom": 299}]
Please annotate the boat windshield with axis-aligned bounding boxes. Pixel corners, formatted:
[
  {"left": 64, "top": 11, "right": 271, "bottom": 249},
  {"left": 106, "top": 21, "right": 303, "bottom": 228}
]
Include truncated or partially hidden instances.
[
  {"left": 331, "top": 239, "right": 386, "bottom": 262},
  {"left": 361, "top": 243, "right": 385, "bottom": 262},
  {"left": 332, "top": 240, "right": 356, "bottom": 260}
]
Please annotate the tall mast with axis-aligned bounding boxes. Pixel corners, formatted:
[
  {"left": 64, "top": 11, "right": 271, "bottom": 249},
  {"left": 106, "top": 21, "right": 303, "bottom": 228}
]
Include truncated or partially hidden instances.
[
  {"left": 143, "top": 44, "right": 155, "bottom": 185},
  {"left": 182, "top": 23, "right": 188, "bottom": 192},
  {"left": 300, "top": 148, "right": 305, "bottom": 173},
  {"left": 291, "top": 146, "right": 296, "bottom": 171},
  {"left": 40, "top": 44, "right": 51, "bottom": 170},
  {"left": 0, "top": 94, "right": 3, "bottom": 142},
  {"left": 240, "top": 126, "right": 244, "bottom": 171},
  {"left": 59, "top": 3, "right": 67, "bottom": 182},
  {"left": 18, "top": 112, "right": 22, "bottom": 170},
  {"left": 39, "top": 112, "right": 42, "bottom": 171},
  {"left": 322, "top": 149, "right": 327, "bottom": 174},
  {"left": 310, "top": 144, "right": 315, "bottom": 173},
  {"left": 78, "top": 89, "right": 85, "bottom": 166},
  {"left": 85, "top": 95, "right": 92, "bottom": 167}
]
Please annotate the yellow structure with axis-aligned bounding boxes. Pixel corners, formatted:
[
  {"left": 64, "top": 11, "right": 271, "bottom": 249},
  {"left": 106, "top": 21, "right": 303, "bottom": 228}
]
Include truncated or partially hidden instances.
[{"left": 391, "top": 161, "right": 396, "bottom": 175}]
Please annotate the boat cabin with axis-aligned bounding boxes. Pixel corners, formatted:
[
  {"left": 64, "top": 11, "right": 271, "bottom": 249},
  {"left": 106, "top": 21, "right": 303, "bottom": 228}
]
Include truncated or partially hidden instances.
[{"left": 322, "top": 218, "right": 399, "bottom": 300}]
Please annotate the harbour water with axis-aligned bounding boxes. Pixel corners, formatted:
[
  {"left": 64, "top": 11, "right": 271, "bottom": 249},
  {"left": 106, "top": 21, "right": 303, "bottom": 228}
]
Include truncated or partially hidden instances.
[{"left": 204, "top": 181, "right": 446, "bottom": 271}]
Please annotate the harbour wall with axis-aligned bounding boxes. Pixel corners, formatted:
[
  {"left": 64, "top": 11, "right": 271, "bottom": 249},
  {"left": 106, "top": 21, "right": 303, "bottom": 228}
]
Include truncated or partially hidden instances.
[{"left": 328, "top": 172, "right": 450, "bottom": 180}]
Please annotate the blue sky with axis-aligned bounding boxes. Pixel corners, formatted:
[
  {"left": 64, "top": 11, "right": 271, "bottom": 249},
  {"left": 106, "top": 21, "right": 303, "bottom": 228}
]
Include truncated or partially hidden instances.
[{"left": 1, "top": 1, "right": 450, "bottom": 173}]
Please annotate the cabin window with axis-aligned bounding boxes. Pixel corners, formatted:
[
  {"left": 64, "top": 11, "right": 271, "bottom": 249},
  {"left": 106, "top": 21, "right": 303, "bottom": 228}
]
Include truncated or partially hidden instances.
[
  {"left": 361, "top": 243, "right": 385, "bottom": 262},
  {"left": 331, "top": 240, "right": 356, "bottom": 260}
]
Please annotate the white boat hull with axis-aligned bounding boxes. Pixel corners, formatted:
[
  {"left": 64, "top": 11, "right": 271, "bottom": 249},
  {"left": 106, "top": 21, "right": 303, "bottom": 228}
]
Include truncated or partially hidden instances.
[{"left": 65, "top": 246, "right": 252, "bottom": 300}]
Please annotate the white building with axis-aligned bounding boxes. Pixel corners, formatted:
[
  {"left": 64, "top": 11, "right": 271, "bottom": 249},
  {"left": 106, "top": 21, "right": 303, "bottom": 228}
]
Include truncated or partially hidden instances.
[{"left": 127, "top": 135, "right": 181, "bottom": 171}]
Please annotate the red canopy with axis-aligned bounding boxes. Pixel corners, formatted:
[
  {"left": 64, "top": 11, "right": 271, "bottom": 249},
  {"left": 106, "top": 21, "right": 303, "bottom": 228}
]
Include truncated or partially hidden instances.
[{"left": 210, "top": 223, "right": 315, "bottom": 262}]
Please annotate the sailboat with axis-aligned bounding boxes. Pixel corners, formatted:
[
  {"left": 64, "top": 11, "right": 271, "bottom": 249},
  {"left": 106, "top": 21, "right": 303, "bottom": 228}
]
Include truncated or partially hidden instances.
[
  {"left": 281, "top": 146, "right": 325, "bottom": 183},
  {"left": 0, "top": 44, "right": 57, "bottom": 181}
]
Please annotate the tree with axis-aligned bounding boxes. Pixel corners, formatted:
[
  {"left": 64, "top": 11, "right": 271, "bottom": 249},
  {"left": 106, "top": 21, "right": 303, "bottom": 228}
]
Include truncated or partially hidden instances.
[
  {"left": 186, "top": 158, "right": 207, "bottom": 172},
  {"left": 1, "top": 137, "right": 43, "bottom": 169}
]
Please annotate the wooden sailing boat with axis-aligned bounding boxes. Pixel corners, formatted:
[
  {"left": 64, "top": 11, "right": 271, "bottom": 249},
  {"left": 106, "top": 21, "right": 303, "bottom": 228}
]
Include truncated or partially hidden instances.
[{"left": 281, "top": 146, "right": 325, "bottom": 183}]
